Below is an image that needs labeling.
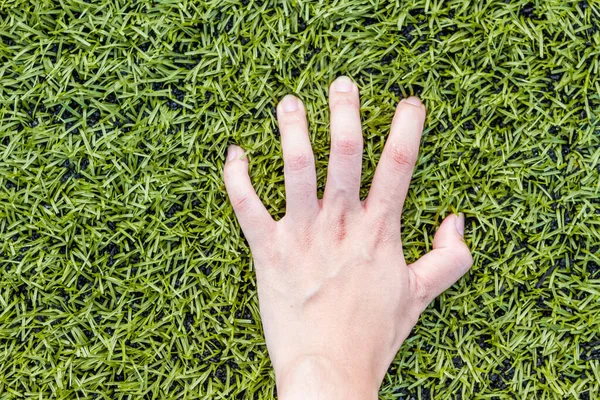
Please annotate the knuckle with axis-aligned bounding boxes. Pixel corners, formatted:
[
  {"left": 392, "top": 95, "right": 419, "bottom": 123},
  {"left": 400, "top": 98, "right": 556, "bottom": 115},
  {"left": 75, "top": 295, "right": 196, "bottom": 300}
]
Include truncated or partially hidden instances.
[
  {"left": 330, "top": 94, "right": 358, "bottom": 108},
  {"left": 329, "top": 212, "right": 348, "bottom": 243},
  {"left": 230, "top": 193, "right": 251, "bottom": 213},
  {"left": 323, "top": 205, "right": 352, "bottom": 242},
  {"left": 387, "top": 142, "right": 417, "bottom": 169},
  {"left": 280, "top": 112, "right": 305, "bottom": 125},
  {"left": 223, "top": 162, "right": 236, "bottom": 180},
  {"left": 333, "top": 136, "right": 363, "bottom": 156},
  {"left": 285, "top": 152, "right": 313, "bottom": 172},
  {"left": 408, "top": 267, "right": 434, "bottom": 309},
  {"left": 369, "top": 215, "right": 396, "bottom": 247}
]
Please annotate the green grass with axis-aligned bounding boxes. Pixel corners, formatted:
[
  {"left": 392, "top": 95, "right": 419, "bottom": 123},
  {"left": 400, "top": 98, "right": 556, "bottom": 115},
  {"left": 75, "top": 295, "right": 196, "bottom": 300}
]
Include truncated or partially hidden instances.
[{"left": 0, "top": 0, "right": 599, "bottom": 398}]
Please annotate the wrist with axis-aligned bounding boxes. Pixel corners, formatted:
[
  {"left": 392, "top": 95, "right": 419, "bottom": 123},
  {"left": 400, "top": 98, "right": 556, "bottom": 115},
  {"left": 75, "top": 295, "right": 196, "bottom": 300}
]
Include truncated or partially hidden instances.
[{"left": 276, "top": 355, "right": 379, "bottom": 400}]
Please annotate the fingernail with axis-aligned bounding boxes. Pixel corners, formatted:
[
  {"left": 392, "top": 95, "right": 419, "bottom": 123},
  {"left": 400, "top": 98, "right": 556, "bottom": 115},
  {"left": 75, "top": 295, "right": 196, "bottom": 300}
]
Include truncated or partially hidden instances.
[
  {"left": 281, "top": 95, "right": 298, "bottom": 112},
  {"left": 227, "top": 145, "right": 238, "bottom": 162},
  {"left": 455, "top": 213, "right": 465, "bottom": 237},
  {"left": 403, "top": 96, "right": 422, "bottom": 107},
  {"left": 332, "top": 76, "right": 354, "bottom": 92}
]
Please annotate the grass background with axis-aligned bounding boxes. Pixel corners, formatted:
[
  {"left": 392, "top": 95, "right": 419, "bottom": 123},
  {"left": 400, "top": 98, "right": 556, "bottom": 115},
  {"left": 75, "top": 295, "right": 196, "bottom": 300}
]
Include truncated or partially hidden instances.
[{"left": 1, "top": 0, "right": 599, "bottom": 398}]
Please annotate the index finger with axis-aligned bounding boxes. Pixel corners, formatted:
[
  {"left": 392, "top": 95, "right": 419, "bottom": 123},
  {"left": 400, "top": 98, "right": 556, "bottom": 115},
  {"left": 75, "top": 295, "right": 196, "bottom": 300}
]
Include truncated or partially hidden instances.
[{"left": 364, "top": 97, "right": 426, "bottom": 219}]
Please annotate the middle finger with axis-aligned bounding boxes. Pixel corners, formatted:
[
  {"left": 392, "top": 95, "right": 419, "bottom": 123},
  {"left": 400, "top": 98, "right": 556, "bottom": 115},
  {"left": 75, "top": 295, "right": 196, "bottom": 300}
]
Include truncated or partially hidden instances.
[{"left": 323, "top": 76, "right": 363, "bottom": 209}]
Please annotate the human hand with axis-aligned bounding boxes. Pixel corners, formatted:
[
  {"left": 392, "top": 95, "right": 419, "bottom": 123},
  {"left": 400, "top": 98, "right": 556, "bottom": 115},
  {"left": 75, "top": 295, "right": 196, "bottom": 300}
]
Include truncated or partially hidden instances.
[{"left": 224, "top": 76, "right": 473, "bottom": 399}]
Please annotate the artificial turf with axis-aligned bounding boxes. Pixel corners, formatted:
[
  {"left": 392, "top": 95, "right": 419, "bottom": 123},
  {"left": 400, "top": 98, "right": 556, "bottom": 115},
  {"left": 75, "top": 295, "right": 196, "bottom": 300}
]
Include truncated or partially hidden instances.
[{"left": 0, "top": 0, "right": 599, "bottom": 398}]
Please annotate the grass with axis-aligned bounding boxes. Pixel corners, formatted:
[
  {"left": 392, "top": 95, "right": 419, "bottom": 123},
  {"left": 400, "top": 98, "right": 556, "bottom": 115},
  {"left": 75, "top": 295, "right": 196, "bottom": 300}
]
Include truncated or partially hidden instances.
[{"left": 0, "top": 0, "right": 599, "bottom": 398}]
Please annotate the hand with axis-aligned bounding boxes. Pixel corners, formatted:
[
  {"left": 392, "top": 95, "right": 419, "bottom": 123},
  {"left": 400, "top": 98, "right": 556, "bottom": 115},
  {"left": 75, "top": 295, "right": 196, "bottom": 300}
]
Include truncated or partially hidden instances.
[{"left": 224, "top": 76, "right": 473, "bottom": 399}]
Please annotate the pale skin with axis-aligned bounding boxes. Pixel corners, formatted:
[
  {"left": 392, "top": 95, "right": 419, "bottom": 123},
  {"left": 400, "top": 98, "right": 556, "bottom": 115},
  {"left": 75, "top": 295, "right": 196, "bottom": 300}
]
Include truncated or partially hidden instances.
[{"left": 223, "top": 76, "right": 473, "bottom": 399}]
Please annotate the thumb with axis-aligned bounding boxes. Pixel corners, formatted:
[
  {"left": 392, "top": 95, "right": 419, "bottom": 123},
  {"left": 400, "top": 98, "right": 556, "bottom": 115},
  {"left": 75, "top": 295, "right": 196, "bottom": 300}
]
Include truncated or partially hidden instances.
[{"left": 407, "top": 213, "right": 473, "bottom": 311}]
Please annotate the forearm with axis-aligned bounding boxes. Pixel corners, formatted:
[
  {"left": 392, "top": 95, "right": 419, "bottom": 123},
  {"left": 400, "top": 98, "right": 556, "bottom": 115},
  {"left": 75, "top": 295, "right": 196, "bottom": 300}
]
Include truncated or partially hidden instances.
[{"left": 276, "top": 355, "right": 379, "bottom": 400}]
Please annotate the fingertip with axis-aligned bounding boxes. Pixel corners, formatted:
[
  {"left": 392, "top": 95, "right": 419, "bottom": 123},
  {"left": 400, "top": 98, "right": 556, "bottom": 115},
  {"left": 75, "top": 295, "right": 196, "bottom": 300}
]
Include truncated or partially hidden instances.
[
  {"left": 328, "top": 77, "right": 360, "bottom": 112},
  {"left": 448, "top": 213, "right": 473, "bottom": 271},
  {"left": 401, "top": 96, "right": 423, "bottom": 107},
  {"left": 454, "top": 212, "right": 465, "bottom": 238},
  {"left": 278, "top": 94, "right": 300, "bottom": 113},
  {"left": 226, "top": 144, "right": 245, "bottom": 163},
  {"left": 433, "top": 213, "right": 470, "bottom": 251},
  {"left": 330, "top": 76, "right": 357, "bottom": 93},
  {"left": 397, "top": 97, "right": 426, "bottom": 116},
  {"left": 226, "top": 144, "right": 238, "bottom": 162}
]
